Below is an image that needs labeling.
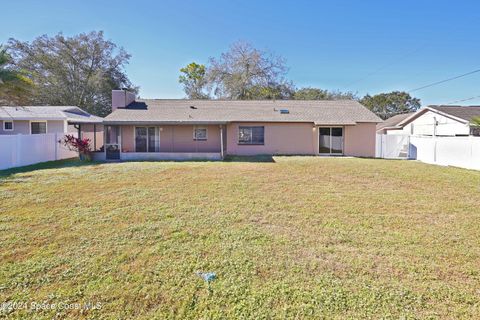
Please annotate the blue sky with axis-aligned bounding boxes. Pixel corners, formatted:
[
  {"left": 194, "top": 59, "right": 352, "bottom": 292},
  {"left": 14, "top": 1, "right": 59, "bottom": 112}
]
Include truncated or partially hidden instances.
[{"left": 2, "top": 0, "right": 480, "bottom": 106}]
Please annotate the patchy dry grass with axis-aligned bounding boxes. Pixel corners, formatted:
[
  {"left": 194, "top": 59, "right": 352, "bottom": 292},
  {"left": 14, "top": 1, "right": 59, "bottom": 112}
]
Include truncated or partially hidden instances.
[{"left": 0, "top": 157, "right": 479, "bottom": 319}]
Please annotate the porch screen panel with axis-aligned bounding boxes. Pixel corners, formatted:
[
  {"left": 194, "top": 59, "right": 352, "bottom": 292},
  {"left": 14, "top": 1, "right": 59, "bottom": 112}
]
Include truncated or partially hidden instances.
[
  {"left": 106, "top": 126, "right": 119, "bottom": 144},
  {"left": 148, "top": 127, "right": 159, "bottom": 152},
  {"left": 135, "top": 127, "right": 147, "bottom": 152}
]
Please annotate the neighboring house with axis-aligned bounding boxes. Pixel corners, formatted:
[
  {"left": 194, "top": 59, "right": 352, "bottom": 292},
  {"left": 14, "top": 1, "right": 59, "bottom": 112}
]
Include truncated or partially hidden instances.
[
  {"left": 376, "top": 113, "right": 414, "bottom": 134},
  {"left": 101, "top": 90, "right": 381, "bottom": 160},
  {"left": 0, "top": 106, "right": 104, "bottom": 150},
  {"left": 378, "top": 105, "right": 480, "bottom": 136}
]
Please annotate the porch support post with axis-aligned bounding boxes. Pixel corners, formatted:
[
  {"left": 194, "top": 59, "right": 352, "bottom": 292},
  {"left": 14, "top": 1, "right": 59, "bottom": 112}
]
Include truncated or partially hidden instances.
[
  {"left": 220, "top": 124, "right": 224, "bottom": 159},
  {"left": 93, "top": 124, "right": 97, "bottom": 151},
  {"left": 77, "top": 124, "right": 81, "bottom": 158}
]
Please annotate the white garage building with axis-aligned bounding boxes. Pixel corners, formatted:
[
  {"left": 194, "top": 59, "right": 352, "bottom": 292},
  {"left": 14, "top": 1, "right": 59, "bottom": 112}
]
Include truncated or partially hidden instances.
[{"left": 378, "top": 105, "right": 480, "bottom": 136}]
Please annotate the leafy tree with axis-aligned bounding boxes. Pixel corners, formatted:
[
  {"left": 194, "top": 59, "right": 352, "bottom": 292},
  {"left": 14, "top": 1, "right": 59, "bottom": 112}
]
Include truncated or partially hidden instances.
[
  {"left": 471, "top": 116, "right": 480, "bottom": 126},
  {"left": 328, "top": 90, "right": 358, "bottom": 100},
  {"left": 179, "top": 62, "right": 209, "bottom": 99},
  {"left": 294, "top": 87, "right": 357, "bottom": 100},
  {"left": 0, "top": 45, "right": 33, "bottom": 105},
  {"left": 207, "top": 41, "right": 288, "bottom": 99},
  {"left": 360, "top": 91, "right": 421, "bottom": 120},
  {"left": 243, "top": 82, "right": 295, "bottom": 100},
  {"left": 7, "top": 31, "right": 136, "bottom": 116},
  {"left": 294, "top": 87, "right": 329, "bottom": 100}
]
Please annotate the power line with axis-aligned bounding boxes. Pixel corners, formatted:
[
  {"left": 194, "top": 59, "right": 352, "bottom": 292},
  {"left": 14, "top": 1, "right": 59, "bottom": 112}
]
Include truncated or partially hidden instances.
[
  {"left": 445, "top": 94, "right": 480, "bottom": 105},
  {"left": 343, "top": 47, "right": 423, "bottom": 90},
  {"left": 408, "top": 68, "right": 480, "bottom": 93}
]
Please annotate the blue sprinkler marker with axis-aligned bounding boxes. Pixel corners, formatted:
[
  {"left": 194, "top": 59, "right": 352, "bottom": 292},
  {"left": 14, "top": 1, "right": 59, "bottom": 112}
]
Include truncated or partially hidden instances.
[{"left": 196, "top": 271, "right": 217, "bottom": 282}]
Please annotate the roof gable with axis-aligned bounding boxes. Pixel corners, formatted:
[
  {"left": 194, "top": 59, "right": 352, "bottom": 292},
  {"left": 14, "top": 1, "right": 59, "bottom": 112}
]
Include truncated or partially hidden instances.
[{"left": 428, "top": 105, "right": 480, "bottom": 123}]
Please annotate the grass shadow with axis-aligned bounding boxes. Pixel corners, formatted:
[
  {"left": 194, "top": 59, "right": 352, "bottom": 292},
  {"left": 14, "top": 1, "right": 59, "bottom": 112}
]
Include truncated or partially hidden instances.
[
  {"left": 223, "top": 155, "right": 275, "bottom": 162},
  {"left": 0, "top": 158, "right": 102, "bottom": 179}
]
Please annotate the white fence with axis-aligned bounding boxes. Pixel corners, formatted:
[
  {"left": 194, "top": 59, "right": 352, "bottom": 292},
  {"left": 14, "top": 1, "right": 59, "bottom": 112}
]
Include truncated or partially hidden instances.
[
  {"left": 376, "top": 134, "right": 410, "bottom": 159},
  {"left": 0, "top": 133, "right": 78, "bottom": 170},
  {"left": 376, "top": 134, "right": 480, "bottom": 170}
]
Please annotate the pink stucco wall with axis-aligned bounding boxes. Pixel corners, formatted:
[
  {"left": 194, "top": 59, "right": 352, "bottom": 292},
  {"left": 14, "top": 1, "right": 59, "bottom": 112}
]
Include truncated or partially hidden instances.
[
  {"left": 116, "top": 122, "right": 376, "bottom": 157},
  {"left": 343, "top": 122, "right": 377, "bottom": 157},
  {"left": 120, "top": 125, "right": 221, "bottom": 153},
  {"left": 225, "top": 122, "right": 317, "bottom": 156}
]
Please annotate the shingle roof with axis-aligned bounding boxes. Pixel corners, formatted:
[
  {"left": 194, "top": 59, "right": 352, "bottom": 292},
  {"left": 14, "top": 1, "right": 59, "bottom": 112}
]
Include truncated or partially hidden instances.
[
  {"left": 0, "top": 106, "right": 103, "bottom": 123},
  {"left": 376, "top": 112, "right": 414, "bottom": 131},
  {"left": 428, "top": 105, "right": 480, "bottom": 123},
  {"left": 104, "top": 99, "right": 381, "bottom": 125}
]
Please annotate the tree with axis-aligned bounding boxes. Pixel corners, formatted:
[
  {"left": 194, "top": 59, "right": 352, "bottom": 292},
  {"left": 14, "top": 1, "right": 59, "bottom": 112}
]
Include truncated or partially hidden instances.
[
  {"left": 293, "top": 87, "right": 358, "bottom": 100},
  {"left": 0, "top": 45, "right": 33, "bottom": 105},
  {"left": 207, "top": 41, "right": 288, "bottom": 99},
  {"left": 7, "top": 31, "right": 136, "bottom": 116},
  {"left": 294, "top": 87, "right": 329, "bottom": 100},
  {"left": 294, "top": 87, "right": 358, "bottom": 100},
  {"left": 243, "top": 82, "right": 295, "bottom": 100},
  {"left": 179, "top": 62, "right": 209, "bottom": 99},
  {"left": 360, "top": 91, "right": 421, "bottom": 120},
  {"left": 471, "top": 116, "right": 480, "bottom": 126}
]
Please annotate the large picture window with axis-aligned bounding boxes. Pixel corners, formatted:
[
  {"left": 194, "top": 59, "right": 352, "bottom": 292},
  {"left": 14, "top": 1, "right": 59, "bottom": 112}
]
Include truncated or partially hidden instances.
[
  {"left": 31, "top": 122, "right": 47, "bottom": 134},
  {"left": 238, "top": 126, "right": 264, "bottom": 145},
  {"left": 135, "top": 127, "right": 159, "bottom": 152}
]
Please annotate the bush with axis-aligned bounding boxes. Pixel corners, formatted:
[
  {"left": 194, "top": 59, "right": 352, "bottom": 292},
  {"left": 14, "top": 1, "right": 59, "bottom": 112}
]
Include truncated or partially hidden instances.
[{"left": 60, "top": 134, "right": 92, "bottom": 161}]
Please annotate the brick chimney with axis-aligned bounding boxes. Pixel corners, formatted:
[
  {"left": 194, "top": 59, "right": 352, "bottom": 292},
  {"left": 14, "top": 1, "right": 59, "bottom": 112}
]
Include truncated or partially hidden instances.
[{"left": 112, "top": 89, "right": 136, "bottom": 111}]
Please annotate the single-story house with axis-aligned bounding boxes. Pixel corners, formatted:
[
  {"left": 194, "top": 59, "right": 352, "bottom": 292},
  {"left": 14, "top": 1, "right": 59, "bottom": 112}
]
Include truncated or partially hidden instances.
[
  {"left": 101, "top": 90, "right": 381, "bottom": 160},
  {"left": 0, "top": 106, "right": 104, "bottom": 150},
  {"left": 378, "top": 105, "right": 480, "bottom": 136}
]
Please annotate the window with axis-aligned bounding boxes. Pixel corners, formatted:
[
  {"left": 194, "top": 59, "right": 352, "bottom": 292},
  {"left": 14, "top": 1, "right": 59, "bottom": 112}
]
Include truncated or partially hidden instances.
[
  {"left": 3, "top": 121, "right": 13, "bottom": 131},
  {"left": 193, "top": 127, "right": 207, "bottom": 140},
  {"left": 135, "top": 127, "right": 159, "bottom": 152},
  {"left": 31, "top": 122, "right": 47, "bottom": 134},
  {"left": 238, "top": 126, "right": 264, "bottom": 145}
]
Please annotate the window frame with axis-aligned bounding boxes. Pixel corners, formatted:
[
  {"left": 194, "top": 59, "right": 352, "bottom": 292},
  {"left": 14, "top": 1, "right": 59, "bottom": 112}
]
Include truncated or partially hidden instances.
[
  {"left": 193, "top": 126, "right": 208, "bottom": 141},
  {"left": 134, "top": 126, "right": 159, "bottom": 152},
  {"left": 318, "top": 126, "right": 344, "bottom": 155},
  {"left": 3, "top": 121, "right": 14, "bottom": 131},
  {"left": 30, "top": 121, "right": 47, "bottom": 134},
  {"left": 238, "top": 126, "right": 265, "bottom": 145}
]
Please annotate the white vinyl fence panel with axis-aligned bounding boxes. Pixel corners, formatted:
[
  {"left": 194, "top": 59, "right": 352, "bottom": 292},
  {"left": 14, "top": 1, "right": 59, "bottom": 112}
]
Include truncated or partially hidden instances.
[
  {"left": 376, "top": 134, "right": 410, "bottom": 159},
  {"left": 377, "top": 134, "right": 480, "bottom": 170},
  {"left": 410, "top": 136, "right": 480, "bottom": 170},
  {"left": 0, "top": 133, "right": 78, "bottom": 170}
]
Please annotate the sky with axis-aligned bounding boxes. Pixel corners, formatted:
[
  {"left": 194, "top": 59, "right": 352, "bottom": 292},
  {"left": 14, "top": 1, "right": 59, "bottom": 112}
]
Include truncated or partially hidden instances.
[{"left": 1, "top": 0, "right": 480, "bottom": 106}]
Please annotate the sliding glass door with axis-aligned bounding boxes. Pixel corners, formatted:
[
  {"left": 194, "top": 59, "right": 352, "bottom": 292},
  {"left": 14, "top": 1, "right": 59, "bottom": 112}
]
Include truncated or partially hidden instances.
[
  {"left": 135, "top": 127, "right": 159, "bottom": 152},
  {"left": 319, "top": 127, "right": 343, "bottom": 155}
]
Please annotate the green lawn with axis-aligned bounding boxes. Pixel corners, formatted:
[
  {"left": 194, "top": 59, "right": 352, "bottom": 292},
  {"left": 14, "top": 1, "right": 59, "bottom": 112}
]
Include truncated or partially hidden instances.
[{"left": 0, "top": 157, "right": 479, "bottom": 319}]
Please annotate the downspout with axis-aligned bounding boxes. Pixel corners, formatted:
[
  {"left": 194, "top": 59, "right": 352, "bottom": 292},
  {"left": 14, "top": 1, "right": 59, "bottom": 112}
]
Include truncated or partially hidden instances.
[{"left": 220, "top": 125, "right": 224, "bottom": 159}]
